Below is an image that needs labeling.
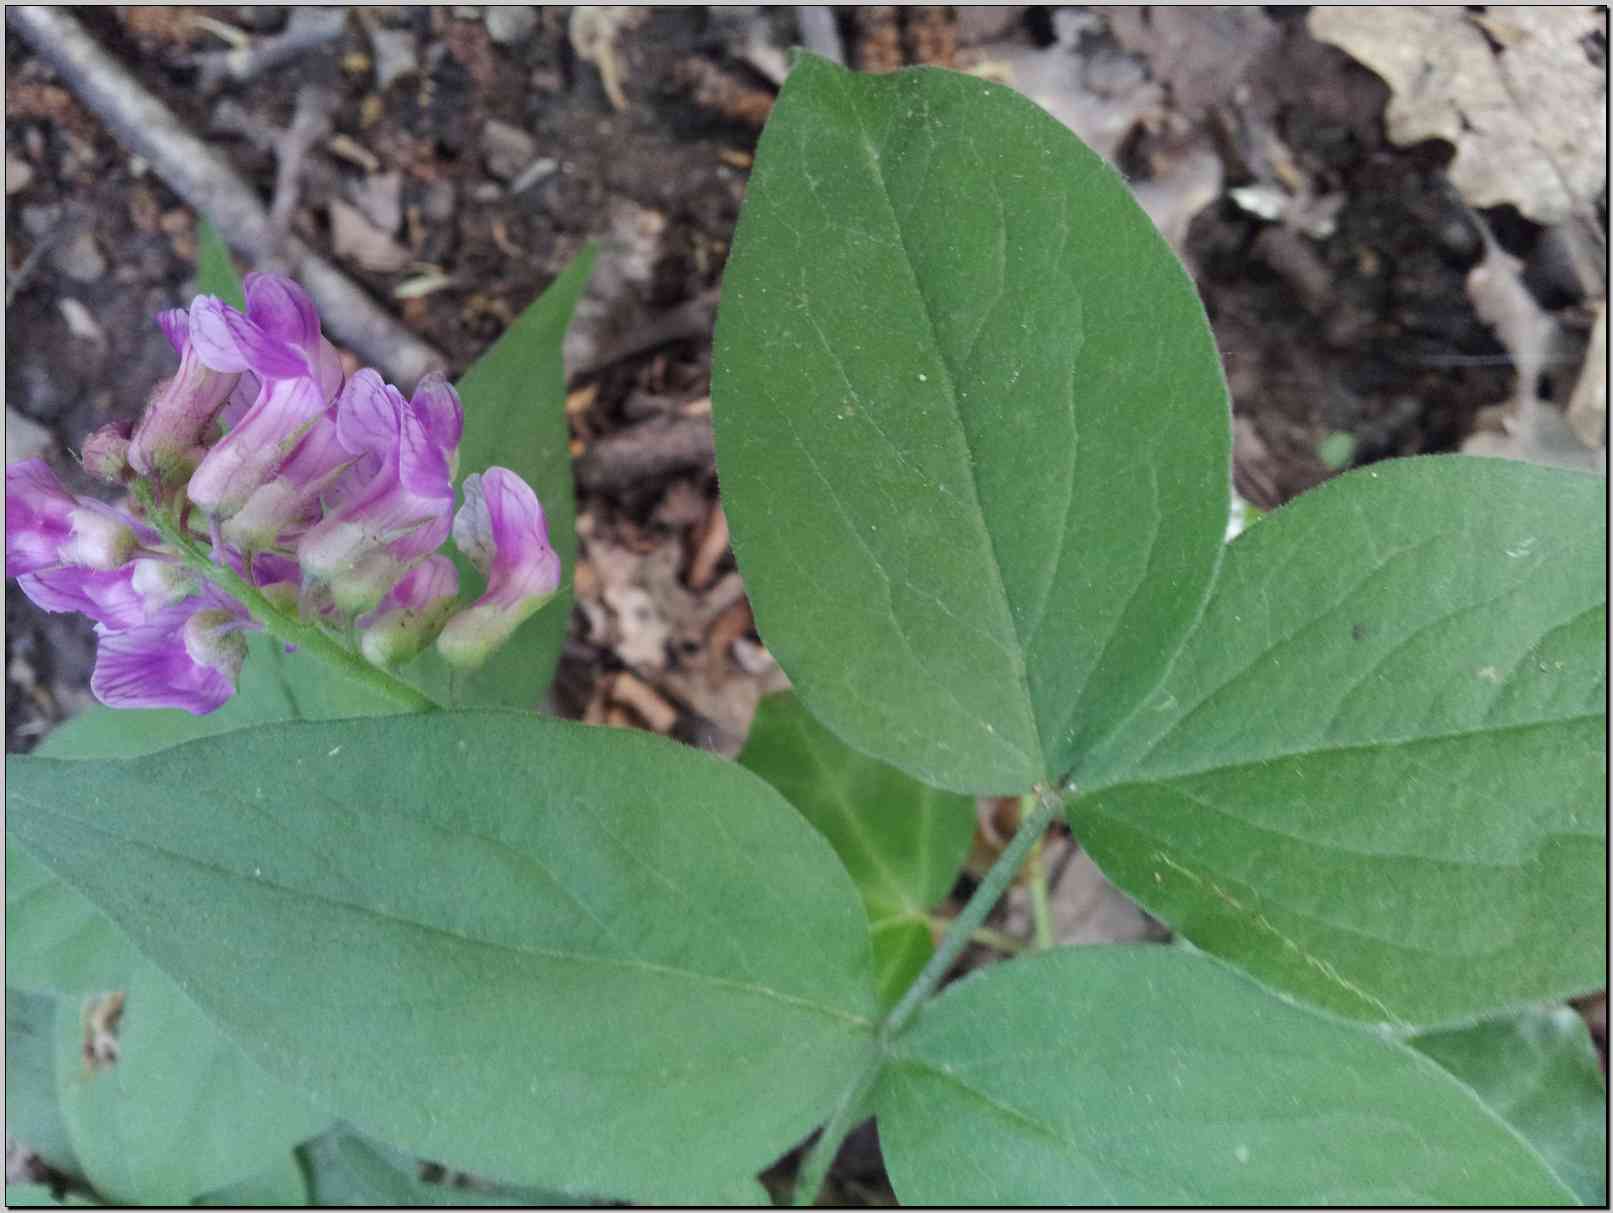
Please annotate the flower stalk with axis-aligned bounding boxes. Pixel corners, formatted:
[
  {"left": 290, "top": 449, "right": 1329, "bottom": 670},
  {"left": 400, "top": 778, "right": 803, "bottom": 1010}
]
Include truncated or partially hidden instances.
[{"left": 142, "top": 493, "right": 439, "bottom": 714}]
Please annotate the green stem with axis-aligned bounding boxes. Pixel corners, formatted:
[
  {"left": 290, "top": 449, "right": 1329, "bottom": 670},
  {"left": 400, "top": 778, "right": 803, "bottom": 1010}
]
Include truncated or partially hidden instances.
[
  {"left": 147, "top": 507, "right": 440, "bottom": 714},
  {"left": 882, "top": 788, "right": 1062, "bottom": 1041},
  {"left": 792, "top": 790, "right": 1065, "bottom": 1205},
  {"left": 1026, "top": 802, "right": 1056, "bottom": 951},
  {"left": 791, "top": 1051, "right": 883, "bottom": 1207}
]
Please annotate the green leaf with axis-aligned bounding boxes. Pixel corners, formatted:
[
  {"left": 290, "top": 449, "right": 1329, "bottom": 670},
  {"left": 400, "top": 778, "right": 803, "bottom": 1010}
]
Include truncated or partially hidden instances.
[
  {"left": 6, "top": 989, "right": 81, "bottom": 1178},
  {"left": 401, "top": 249, "right": 595, "bottom": 711},
  {"left": 7, "top": 843, "right": 141, "bottom": 998},
  {"left": 1068, "top": 456, "right": 1607, "bottom": 1026},
  {"left": 738, "top": 691, "right": 974, "bottom": 1008},
  {"left": 711, "top": 55, "right": 1230, "bottom": 794},
  {"left": 12, "top": 632, "right": 401, "bottom": 999},
  {"left": 195, "top": 1154, "right": 308, "bottom": 1207},
  {"left": 194, "top": 221, "right": 245, "bottom": 311},
  {"left": 875, "top": 946, "right": 1579, "bottom": 1205},
  {"left": 1414, "top": 1006, "right": 1607, "bottom": 1205},
  {"left": 4, "top": 1184, "right": 96, "bottom": 1207},
  {"left": 53, "top": 965, "right": 327, "bottom": 1206},
  {"left": 6, "top": 711, "right": 878, "bottom": 1202},
  {"left": 31, "top": 633, "right": 401, "bottom": 770},
  {"left": 299, "top": 1125, "right": 614, "bottom": 1207}
]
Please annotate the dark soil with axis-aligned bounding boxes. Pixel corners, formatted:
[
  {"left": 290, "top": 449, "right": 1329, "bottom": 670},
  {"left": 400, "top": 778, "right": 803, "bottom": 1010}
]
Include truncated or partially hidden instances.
[{"left": 5, "top": 5, "right": 1604, "bottom": 1203}]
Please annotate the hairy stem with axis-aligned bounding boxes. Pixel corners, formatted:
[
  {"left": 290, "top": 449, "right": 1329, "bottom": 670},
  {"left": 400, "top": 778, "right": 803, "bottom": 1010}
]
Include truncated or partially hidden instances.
[
  {"left": 149, "top": 508, "right": 440, "bottom": 713},
  {"left": 882, "top": 788, "right": 1061, "bottom": 1040}
]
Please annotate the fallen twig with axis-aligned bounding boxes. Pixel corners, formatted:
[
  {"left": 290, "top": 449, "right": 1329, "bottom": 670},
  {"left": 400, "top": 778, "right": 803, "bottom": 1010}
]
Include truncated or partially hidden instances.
[
  {"left": 193, "top": 6, "right": 350, "bottom": 94},
  {"left": 568, "top": 290, "right": 718, "bottom": 383},
  {"left": 6, "top": 5, "right": 445, "bottom": 391},
  {"left": 574, "top": 415, "right": 715, "bottom": 495},
  {"left": 267, "top": 86, "right": 335, "bottom": 255}
]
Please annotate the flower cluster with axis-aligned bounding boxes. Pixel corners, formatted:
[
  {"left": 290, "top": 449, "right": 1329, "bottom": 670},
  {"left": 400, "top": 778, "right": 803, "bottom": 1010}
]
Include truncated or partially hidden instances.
[{"left": 5, "top": 274, "right": 561, "bottom": 714}]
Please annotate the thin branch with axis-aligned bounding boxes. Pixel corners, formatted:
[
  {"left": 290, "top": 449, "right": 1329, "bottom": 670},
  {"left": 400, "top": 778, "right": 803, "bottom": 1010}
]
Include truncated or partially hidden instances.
[{"left": 193, "top": 6, "right": 350, "bottom": 94}]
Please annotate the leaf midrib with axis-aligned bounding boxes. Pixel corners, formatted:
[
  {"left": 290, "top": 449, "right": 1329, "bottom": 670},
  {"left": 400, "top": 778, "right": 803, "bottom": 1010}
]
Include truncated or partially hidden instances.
[
  {"left": 836, "top": 67, "right": 1046, "bottom": 781},
  {"left": 10, "top": 798, "right": 876, "bottom": 1033}
]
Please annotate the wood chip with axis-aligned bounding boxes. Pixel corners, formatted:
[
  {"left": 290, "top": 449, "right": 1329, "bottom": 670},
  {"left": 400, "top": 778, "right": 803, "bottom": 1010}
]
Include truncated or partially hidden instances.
[
  {"left": 565, "top": 382, "right": 600, "bottom": 416},
  {"left": 704, "top": 596, "right": 753, "bottom": 689},
  {"left": 327, "top": 133, "right": 382, "bottom": 172},
  {"left": 686, "top": 502, "right": 729, "bottom": 590},
  {"left": 610, "top": 671, "right": 680, "bottom": 733}
]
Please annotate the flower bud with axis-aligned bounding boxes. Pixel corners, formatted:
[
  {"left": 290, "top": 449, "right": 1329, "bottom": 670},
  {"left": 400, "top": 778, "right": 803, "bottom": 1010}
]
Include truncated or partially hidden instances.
[
  {"left": 80, "top": 423, "right": 133, "bottom": 484},
  {"left": 359, "top": 555, "right": 460, "bottom": 668},
  {"left": 60, "top": 506, "right": 140, "bottom": 571},
  {"left": 436, "top": 469, "right": 562, "bottom": 670},
  {"left": 128, "top": 307, "right": 241, "bottom": 485},
  {"left": 182, "top": 607, "right": 250, "bottom": 683},
  {"left": 130, "top": 557, "right": 200, "bottom": 611}
]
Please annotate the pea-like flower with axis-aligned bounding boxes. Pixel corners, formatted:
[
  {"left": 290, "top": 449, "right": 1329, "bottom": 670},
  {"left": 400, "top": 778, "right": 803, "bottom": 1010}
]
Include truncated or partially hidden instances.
[
  {"left": 126, "top": 308, "right": 241, "bottom": 486},
  {"left": 5, "top": 272, "right": 559, "bottom": 715},
  {"left": 358, "top": 554, "right": 460, "bottom": 669},
  {"left": 436, "top": 468, "right": 562, "bottom": 671},
  {"left": 186, "top": 275, "right": 346, "bottom": 520},
  {"left": 6, "top": 459, "right": 145, "bottom": 575},
  {"left": 90, "top": 590, "right": 256, "bottom": 715},
  {"left": 297, "top": 370, "right": 458, "bottom": 614}
]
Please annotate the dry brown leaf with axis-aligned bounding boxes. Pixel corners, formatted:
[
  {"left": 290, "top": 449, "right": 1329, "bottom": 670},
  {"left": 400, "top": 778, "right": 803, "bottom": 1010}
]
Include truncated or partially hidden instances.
[
  {"left": 1309, "top": 6, "right": 1608, "bottom": 224},
  {"left": 328, "top": 199, "right": 413, "bottom": 273}
]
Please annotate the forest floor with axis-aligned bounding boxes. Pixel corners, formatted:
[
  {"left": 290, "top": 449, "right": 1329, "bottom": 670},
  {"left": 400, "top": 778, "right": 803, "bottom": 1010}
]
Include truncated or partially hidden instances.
[{"left": 5, "top": 6, "right": 1606, "bottom": 1202}]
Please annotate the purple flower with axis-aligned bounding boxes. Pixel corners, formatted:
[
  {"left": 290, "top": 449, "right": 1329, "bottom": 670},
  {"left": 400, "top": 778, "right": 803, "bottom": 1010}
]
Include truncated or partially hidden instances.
[
  {"left": 5, "top": 459, "right": 144, "bottom": 576},
  {"left": 185, "top": 275, "right": 346, "bottom": 520},
  {"left": 436, "top": 468, "right": 561, "bottom": 670},
  {"left": 127, "top": 307, "right": 242, "bottom": 485},
  {"left": 297, "top": 370, "right": 456, "bottom": 614},
  {"left": 14, "top": 565, "right": 149, "bottom": 631},
  {"left": 90, "top": 590, "right": 254, "bottom": 715},
  {"left": 409, "top": 373, "right": 464, "bottom": 478},
  {"left": 358, "top": 554, "right": 460, "bottom": 668},
  {"left": 218, "top": 402, "right": 354, "bottom": 553}
]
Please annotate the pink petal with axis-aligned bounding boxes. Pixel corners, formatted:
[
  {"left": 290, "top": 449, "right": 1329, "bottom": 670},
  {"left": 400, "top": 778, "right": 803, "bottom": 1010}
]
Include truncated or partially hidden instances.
[
  {"left": 157, "top": 308, "right": 189, "bottom": 355},
  {"left": 17, "top": 566, "right": 148, "bottom": 630},
  {"left": 188, "top": 376, "right": 328, "bottom": 519},
  {"left": 244, "top": 273, "right": 321, "bottom": 355},
  {"left": 91, "top": 607, "right": 237, "bottom": 715},
  {"left": 335, "top": 369, "right": 399, "bottom": 458},
  {"left": 410, "top": 373, "right": 464, "bottom": 464},
  {"left": 5, "top": 459, "right": 76, "bottom": 577}
]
